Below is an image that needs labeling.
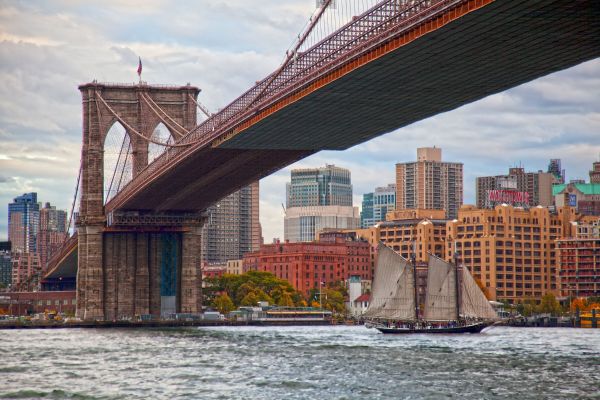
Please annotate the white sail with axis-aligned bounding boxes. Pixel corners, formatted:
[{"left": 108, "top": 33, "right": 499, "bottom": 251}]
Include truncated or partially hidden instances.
[
  {"left": 460, "top": 266, "right": 498, "bottom": 320},
  {"left": 424, "top": 256, "right": 457, "bottom": 321},
  {"left": 363, "top": 244, "right": 416, "bottom": 321}
]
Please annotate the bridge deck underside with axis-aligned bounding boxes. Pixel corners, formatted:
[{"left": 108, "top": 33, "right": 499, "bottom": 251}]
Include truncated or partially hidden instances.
[{"left": 117, "top": 0, "right": 599, "bottom": 212}]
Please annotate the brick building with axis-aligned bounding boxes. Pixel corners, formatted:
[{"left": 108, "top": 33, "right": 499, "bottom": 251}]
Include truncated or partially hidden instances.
[
  {"left": 243, "top": 237, "right": 371, "bottom": 296},
  {"left": 556, "top": 218, "right": 600, "bottom": 299},
  {"left": 446, "top": 205, "right": 579, "bottom": 303}
]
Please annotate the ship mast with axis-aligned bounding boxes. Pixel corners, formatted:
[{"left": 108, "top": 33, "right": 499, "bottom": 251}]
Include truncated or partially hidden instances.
[
  {"left": 411, "top": 242, "right": 419, "bottom": 321},
  {"left": 453, "top": 241, "right": 461, "bottom": 321}
]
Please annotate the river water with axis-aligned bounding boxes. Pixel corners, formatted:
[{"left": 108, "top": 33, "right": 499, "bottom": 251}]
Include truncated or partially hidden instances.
[{"left": 0, "top": 326, "right": 598, "bottom": 399}]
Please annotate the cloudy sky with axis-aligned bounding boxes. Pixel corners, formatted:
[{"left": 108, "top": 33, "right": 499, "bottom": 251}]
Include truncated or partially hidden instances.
[{"left": 0, "top": 1, "right": 599, "bottom": 242}]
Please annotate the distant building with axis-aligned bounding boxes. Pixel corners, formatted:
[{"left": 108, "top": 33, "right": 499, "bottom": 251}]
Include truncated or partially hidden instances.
[
  {"left": 38, "top": 202, "right": 68, "bottom": 269},
  {"left": 284, "top": 205, "right": 360, "bottom": 242},
  {"left": 360, "top": 193, "right": 374, "bottom": 228},
  {"left": 476, "top": 167, "right": 554, "bottom": 209},
  {"left": 590, "top": 160, "right": 600, "bottom": 184},
  {"left": 8, "top": 193, "right": 40, "bottom": 254},
  {"left": 446, "top": 205, "right": 579, "bottom": 303},
  {"left": 396, "top": 147, "right": 463, "bottom": 219},
  {"left": 373, "top": 184, "right": 396, "bottom": 225},
  {"left": 556, "top": 218, "right": 600, "bottom": 299},
  {"left": 243, "top": 237, "right": 371, "bottom": 296},
  {"left": 286, "top": 164, "right": 352, "bottom": 207},
  {"left": 547, "top": 158, "right": 565, "bottom": 184},
  {"left": 201, "top": 182, "right": 261, "bottom": 264},
  {"left": 553, "top": 182, "right": 600, "bottom": 216},
  {"left": 0, "top": 243, "right": 11, "bottom": 288},
  {"left": 347, "top": 275, "right": 370, "bottom": 317},
  {"left": 226, "top": 259, "right": 243, "bottom": 275},
  {"left": 11, "top": 253, "right": 42, "bottom": 291},
  {"left": 285, "top": 165, "right": 358, "bottom": 242}
]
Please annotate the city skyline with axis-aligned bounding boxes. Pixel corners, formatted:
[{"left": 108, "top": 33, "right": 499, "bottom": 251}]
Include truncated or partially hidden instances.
[{"left": 0, "top": 1, "right": 599, "bottom": 243}]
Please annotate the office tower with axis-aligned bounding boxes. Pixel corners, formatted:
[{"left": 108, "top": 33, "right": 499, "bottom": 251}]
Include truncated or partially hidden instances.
[
  {"left": 476, "top": 167, "right": 554, "bottom": 209},
  {"left": 360, "top": 193, "right": 374, "bottom": 228},
  {"left": 201, "top": 181, "right": 261, "bottom": 264},
  {"left": 373, "top": 184, "right": 396, "bottom": 223},
  {"left": 286, "top": 164, "right": 352, "bottom": 207},
  {"left": 396, "top": 147, "right": 463, "bottom": 219},
  {"left": 8, "top": 193, "right": 40, "bottom": 254},
  {"left": 285, "top": 165, "right": 359, "bottom": 242},
  {"left": 0, "top": 242, "right": 11, "bottom": 288}
]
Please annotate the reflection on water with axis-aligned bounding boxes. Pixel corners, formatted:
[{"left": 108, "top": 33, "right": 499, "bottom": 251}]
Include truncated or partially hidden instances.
[{"left": 0, "top": 326, "right": 598, "bottom": 399}]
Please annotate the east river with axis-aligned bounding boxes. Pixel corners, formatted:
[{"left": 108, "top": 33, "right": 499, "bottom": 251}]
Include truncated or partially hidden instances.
[{"left": 0, "top": 326, "right": 598, "bottom": 399}]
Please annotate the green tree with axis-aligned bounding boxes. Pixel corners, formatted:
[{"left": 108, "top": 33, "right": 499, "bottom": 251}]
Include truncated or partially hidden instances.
[
  {"left": 213, "top": 293, "right": 235, "bottom": 314},
  {"left": 537, "top": 293, "right": 562, "bottom": 316},
  {"left": 240, "top": 291, "right": 260, "bottom": 306}
]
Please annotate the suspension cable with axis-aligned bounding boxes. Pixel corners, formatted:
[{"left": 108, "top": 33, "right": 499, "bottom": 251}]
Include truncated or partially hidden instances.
[
  {"left": 188, "top": 94, "right": 213, "bottom": 118},
  {"left": 140, "top": 92, "right": 188, "bottom": 138},
  {"left": 65, "top": 161, "right": 82, "bottom": 239},
  {"left": 95, "top": 91, "right": 193, "bottom": 148}
]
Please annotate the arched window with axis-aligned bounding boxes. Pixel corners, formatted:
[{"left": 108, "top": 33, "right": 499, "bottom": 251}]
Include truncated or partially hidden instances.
[
  {"left": 148, "top": 123, "right": 174, "bottom": 163},
  {"left": 103, "top": 122, "right": 132, "bottom": 204}
]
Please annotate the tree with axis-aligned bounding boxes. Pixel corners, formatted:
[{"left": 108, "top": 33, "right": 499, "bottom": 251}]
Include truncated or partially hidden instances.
[
  {"left": 213, "top": 293, "right": 235, "bottom": 314},
  {"left": 570, "top": 298, "right": 587, "bottom": 313},
  {"left": 240, "top": 291, "right": 260, "bottom": 307},
  {"left": 537, "top": 293, "right": 562, "bottom": 316}
]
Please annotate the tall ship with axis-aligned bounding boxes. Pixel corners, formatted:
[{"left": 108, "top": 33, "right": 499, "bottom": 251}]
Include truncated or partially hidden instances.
[{"left": 364, "top": 244, "right": 498, "bottom": 334}]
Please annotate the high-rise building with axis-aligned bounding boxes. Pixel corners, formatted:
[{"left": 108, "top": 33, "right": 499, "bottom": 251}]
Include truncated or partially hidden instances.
[
  {"left": 286, "top": 164, "right": 352, "bottom": 207},
  {"left": 476, "top": 167, "right": 554, "bottom": 209},
  {"left": 360, "top": 193, "right": 374, "bottom": 228},
  {"left": 38, "top": 202, "right": 68, "bottom": 269},
  {"left": 446, "top": 205, "right": 579, "bottom": 303},
  {"left": 547, "top": 158, "right": 565, "bottom": 184},
  {"left": 8, "top": 193, "right": 40, "bottom": 254},
  {"left": 201, "top": 182, "right": 261, "bottom": 264},
  {"left": 285, "top": 165, "right": 358, "bottom": 242},
  {"left": 396, "top": 147, "right": 463, "bottom": 219},
  {"left": 373, "top": 184, "right": 396, "bottom": 223}
]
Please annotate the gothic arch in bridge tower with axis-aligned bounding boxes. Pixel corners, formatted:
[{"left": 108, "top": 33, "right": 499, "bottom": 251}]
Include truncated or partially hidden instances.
[{"left": 103, "top": 121, "right": 133, "bottom": 204}]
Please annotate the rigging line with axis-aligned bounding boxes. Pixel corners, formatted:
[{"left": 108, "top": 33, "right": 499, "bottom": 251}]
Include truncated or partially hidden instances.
[
  {"left": 140, "top": 93, "right": 188, "bottom": 138},
  {"left": 95, "top": 91, "right": 192, "bottom": 148},
  {"left": 115, "top": 140, "right": 132, "bottom": 197}
]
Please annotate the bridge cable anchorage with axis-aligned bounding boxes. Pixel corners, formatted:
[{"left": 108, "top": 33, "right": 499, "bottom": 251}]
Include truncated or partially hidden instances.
[
  {"left": 95, "top": 91, "right": 193, "bottom": 148},
  {"left": 188, "top": 94, "right": 213, "bottom": 119},
  {"left": 139, "top": 92, "right": 188, "bottom": 138}
]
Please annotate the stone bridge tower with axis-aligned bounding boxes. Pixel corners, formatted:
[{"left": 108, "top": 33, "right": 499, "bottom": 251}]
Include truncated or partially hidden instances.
[{"left": 77, "top": 82, "right": 203, "bottom": 320}]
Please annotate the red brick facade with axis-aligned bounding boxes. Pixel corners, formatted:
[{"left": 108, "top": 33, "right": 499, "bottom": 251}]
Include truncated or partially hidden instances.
[{"left": 243, "top": 238, "right": 371, "bottom": 296}]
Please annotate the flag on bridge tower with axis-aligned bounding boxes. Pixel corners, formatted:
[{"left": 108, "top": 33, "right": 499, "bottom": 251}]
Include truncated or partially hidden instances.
[{"left": 137, "top": 57, "right": 142, "bottom": 78}]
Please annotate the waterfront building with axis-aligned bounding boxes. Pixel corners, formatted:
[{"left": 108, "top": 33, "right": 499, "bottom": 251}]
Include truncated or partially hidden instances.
[
  {"left": 38, "top": 202, "right": 68, "bottom": 269},
  {"left": 547, "top": 158, "right": 565, "bottom": 184},
  {"left": 476, "top": 167, "right": 554, "bottom": 209},
  {"left": 8, "top": 193, "right": 40, "bottom": 254},
  {"left": 360, "top": 192, "right": 374, "bottom": 228},
  {"left": 446, "top": 205, "right": 579, "bottom": 303},
  {"left": 0, "top": 290, "right": 76, "bottom": 316},
  {"left": 396, "top": 147, "right": 463, "bottom": 219},
  {"left": 556, "top": 218, "right": 600, "bottom": 299},
  {"left": 243, "top": 237, "right": 371, "bottom": 296},
  {"left": 346, "top": 275, "right": 371, "bottom": 317},
  {"left": 284, "top": 205, "right": 360, "bottom": 242},
  {"left": 286, "top": 164, "right": 352, "bottom": 207},
  {"left": 201, "top": 181, "right": 261, "bottom": 264}
]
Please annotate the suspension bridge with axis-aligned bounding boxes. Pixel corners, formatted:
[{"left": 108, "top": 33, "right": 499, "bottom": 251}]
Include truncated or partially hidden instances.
[{"left": 39, "top": 0, "right": 599, "bottom": 320}]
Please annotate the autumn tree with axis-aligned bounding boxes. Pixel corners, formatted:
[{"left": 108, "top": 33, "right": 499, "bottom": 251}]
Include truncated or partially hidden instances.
[
  {"left": 213, "top": 293, "right": 235, "bottom": 314},
  {"left": 537, "top": 293, "right": 562, "bottom": 316}
]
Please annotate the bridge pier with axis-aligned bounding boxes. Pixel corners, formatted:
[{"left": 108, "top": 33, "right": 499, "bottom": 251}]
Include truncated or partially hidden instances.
[{"left": 76, "top": 213, "right": 205, "bottom": 321}]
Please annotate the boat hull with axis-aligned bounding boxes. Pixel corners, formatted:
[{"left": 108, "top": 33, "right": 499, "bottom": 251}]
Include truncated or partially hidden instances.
[{"left": 375, "top": 321, "right": 493, "bottom": 334}]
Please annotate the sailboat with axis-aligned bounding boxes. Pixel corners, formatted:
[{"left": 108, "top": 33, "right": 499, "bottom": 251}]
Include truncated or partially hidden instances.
[{"left": 364, "top": 244, "right": 498, "bottom": 334}]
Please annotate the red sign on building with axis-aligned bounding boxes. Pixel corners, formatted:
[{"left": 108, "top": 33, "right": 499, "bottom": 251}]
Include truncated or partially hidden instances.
[{"left": 487, "top": 190, "right": 530, "bottom": 205}]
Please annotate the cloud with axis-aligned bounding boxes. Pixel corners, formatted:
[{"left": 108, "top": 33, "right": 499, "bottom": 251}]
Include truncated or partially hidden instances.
[{"left": 0, "top": 1, "right": 598, "bottom": 244}]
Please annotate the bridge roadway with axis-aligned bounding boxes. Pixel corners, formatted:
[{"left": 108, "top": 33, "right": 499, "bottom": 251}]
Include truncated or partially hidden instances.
[{"left": 106, "top": 0, "right": 600, "bottom": 214}]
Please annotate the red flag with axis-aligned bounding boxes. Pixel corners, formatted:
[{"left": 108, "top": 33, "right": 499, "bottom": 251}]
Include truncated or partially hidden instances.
[{"left": 137, "top": 57, "right": 142, "bottom": 77}]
